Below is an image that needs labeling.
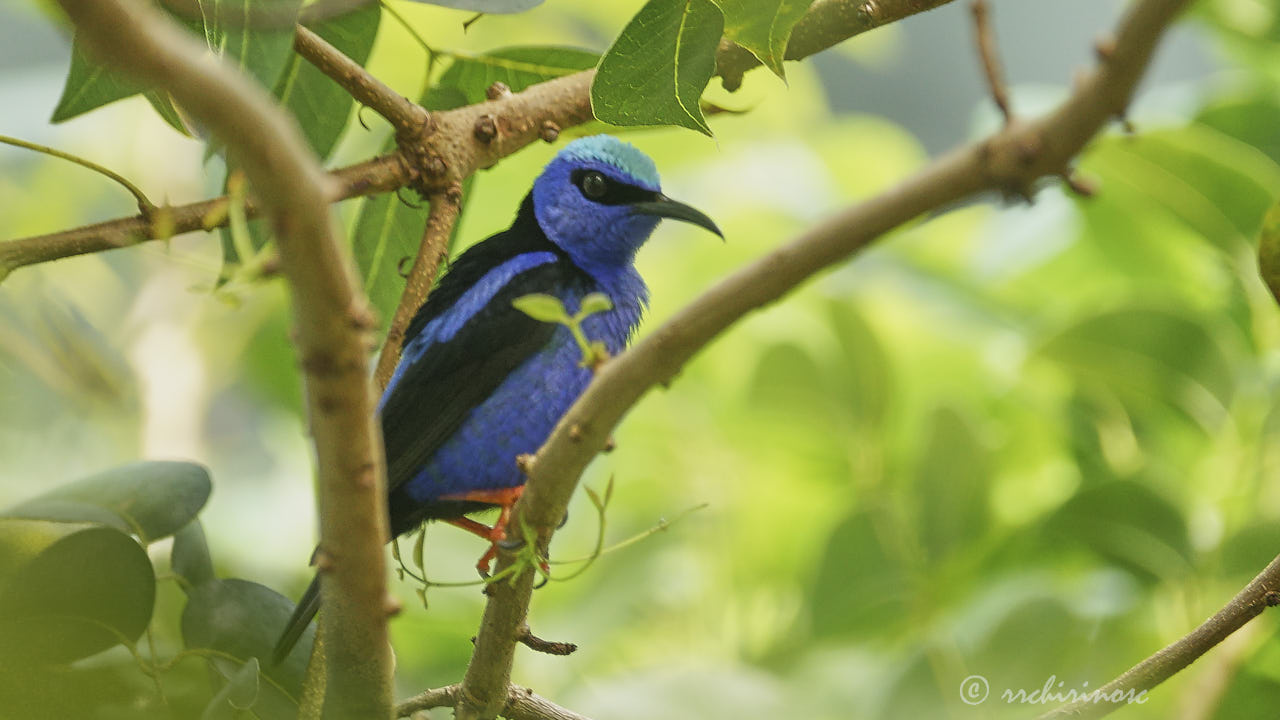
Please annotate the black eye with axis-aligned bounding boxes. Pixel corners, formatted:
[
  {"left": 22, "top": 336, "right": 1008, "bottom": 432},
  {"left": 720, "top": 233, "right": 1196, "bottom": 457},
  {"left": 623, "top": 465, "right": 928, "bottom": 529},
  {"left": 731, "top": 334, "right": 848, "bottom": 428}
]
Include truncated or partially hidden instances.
[{"left": 579, "top": 171, "right": 608, "bottom": 200}]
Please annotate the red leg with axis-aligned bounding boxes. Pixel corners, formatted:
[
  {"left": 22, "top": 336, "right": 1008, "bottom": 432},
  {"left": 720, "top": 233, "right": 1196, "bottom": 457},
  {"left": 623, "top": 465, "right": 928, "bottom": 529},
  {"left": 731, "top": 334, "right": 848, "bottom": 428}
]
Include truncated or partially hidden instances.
[{"left": 440, "top": 485, "right": 526, "bottom": 574}]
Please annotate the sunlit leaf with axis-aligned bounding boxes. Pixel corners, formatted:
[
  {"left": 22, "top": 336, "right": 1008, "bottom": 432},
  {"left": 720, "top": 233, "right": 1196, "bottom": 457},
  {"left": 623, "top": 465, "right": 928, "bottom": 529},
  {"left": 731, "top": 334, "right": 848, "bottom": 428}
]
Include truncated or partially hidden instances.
[
  {"left": 809, "top": 509, "right": 912, "bottom": 639},
  {"left": 513, "top": 293, "right": 570, "bottom": 324},
  {"left": 431, "top": 46, "right": 598, "bottom": 104},
  {"left": 577, "top": 292, "right": 614, "bottom": 318},
  {"left": 411, "top": 0, "right": 543, "bottom": 11},
  {"left": 0, "top": 520, "right": 154, "bottom": 664},
  {"left": 592, "top": 0, "right": 724, "bottom": 135},
  {"left": 0, "top": 461, "right": 211, "bottom": 544},
  {"left": 712, "top": 0, "right": 814, "bottom": 78},
  {"left": 52, "top": 39, "right": 186, "bottom": 133},
  {"left": 912, "top": 406, "right": 989, "bottom": 564}
]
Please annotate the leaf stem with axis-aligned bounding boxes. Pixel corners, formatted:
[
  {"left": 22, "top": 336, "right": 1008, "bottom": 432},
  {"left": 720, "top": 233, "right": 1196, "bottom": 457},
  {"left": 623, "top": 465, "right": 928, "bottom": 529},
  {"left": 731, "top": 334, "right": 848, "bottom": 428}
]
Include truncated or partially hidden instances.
[{"left": 0, "top": 133, "right": 156, "bottom": 212}]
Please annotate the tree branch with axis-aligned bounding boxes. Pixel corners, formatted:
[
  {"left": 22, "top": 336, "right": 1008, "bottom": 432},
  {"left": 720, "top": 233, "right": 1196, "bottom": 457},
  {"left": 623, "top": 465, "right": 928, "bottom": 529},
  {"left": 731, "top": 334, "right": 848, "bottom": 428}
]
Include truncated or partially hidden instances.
[
  {"left": 50, "top": 0, "right": 394, "bottom": 717},
  {"left": 457, "top": 0, "right": 1192, "bottom": 718},
  {"left": 294, "top": 24, "right": 430, "bottom": 138},
  {"left": 373, "top": 184, "right": 463, "bottom": 391},
  {"left": 396, "top": 683, "right": 596, "bottom": 720},
  {"left": 1036, "top": 555, "right": 1280, "bottom": 719}
]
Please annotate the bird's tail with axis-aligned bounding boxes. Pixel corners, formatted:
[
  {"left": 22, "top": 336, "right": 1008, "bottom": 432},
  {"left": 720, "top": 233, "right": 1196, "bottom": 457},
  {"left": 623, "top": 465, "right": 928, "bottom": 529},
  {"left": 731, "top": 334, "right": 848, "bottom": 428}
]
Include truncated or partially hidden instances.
[{"left": 272, "top": 576, "right": 320, "bottom": 666}]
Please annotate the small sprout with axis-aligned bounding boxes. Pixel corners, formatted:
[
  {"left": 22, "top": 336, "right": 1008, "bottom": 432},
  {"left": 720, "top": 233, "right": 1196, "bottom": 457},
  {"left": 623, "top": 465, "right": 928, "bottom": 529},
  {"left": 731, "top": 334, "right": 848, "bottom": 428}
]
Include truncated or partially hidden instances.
[
  {"left": 576, "top": 292, "right": 613, "bottom": 319},
  {"left": 513, "top": 293, "right": 571, "bottom": 324}
]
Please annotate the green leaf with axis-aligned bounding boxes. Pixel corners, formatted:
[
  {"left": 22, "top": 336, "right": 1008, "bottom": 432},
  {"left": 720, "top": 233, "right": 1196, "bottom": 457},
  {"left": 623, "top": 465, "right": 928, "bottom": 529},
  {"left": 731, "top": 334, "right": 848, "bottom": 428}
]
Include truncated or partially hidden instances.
[
  {"left": 912, "top": 406, "right": 989, "bottom": 564},
  {"left": 182, "top": 579, "right": 312, "bottom": 703},
  {"left": 592, "top": 0, "right": 724, "bottom": 135},
  {"left": 809, "top": 509, "right": 912, "bottom": 639},
  {"left": 52, "top": 39, "right": 153, "bottom": 123},
  {"left": 576, "top": 292, "right": 614, "bottom": 319},
  {"left": 412, "top": 0, "right": 543, "bottom": 11},
  {"left": 206, "top": 0, "right": 304, "bottom": 91},
  {"left": 1258, "top": 199, "right": 1280, "bottom": 307},
  {"left": 1037, "top": 307, "right": 1235, "bottom": 431},
  {"left": 712, "top": 0, "right": 814, "bottom": 78},
  {"left": 202, "top": 658, "right": 261, "bottom": 720},
  {"left": 279, "top": 4, "right": 381, "bottom": 159},
  {"left": 0, "top": 461, "right": 211, "bottom": 544},
  {"left": 513, "top": 293, "right": 570, "bottom": 324},
  {"left": 0, "top": 520, "right": 155, "bottom": 664},
  {"left": 432, "top": 46, "right": 599, "bottom": 105},
  {"left": 1043, "top": 481, "right": 1193, "bottom": 583},
  {"left": 172, "top": 519, "right": 217, "bottom": 590}
]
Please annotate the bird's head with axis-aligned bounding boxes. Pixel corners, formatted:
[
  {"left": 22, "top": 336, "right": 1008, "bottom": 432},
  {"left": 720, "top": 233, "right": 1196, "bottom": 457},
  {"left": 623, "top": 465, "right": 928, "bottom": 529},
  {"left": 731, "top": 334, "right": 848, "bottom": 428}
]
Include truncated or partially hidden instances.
[{"left": 532, "top": 135, "right": 721, "bottom": 275}]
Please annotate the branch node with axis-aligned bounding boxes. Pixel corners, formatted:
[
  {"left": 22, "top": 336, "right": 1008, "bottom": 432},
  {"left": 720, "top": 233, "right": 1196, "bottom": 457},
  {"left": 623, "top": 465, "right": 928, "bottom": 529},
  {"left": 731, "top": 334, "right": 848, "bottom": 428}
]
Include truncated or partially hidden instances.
[
  {"left": 567, "top": 424, "right": 583, "bottom": 442},
  {"left": 1061, "top": 170, "right": 1098, "bottom": 198},
  {"left": 386, "top": 593, "right": 404, "bottom": 618},
  {"left": 1095, "top": 33, "right": 1118, "bottom": 62},
  {"left": 485, "top": 81, "right": 512, "bottom": 101},
  {"left": 516, "top": 453, "right": 534, "bottom": 475},
  {"left": 473, "top": 114, "right": 498, "bottom": 144},
  {"left": 1265, "top": 590, "right": 1280, "bottom": 607},
  {"left": 540, "top": 120, "right": 561, "bottom": 144}
]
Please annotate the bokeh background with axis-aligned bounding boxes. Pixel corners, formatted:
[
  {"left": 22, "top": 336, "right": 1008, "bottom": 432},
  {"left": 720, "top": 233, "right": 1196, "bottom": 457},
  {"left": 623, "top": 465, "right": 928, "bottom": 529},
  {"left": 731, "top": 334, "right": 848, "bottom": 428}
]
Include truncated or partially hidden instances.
[{"left": 3, "top": 0, "right": 1280, "bottom": 717}]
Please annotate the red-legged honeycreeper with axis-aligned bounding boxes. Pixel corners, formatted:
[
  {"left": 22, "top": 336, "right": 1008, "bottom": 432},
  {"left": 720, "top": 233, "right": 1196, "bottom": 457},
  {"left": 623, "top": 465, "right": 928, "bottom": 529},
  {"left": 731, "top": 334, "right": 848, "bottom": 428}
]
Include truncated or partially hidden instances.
[{"left": 271, "top": 135, "right": 721, "bottom": 664}]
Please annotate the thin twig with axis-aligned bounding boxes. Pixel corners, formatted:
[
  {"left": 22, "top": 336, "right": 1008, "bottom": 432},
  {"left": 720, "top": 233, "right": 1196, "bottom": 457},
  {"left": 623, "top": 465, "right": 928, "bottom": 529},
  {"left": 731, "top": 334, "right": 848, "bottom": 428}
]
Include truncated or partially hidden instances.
[
  {"left": 458, "top": 2, "right": 1193, "bottom": 719},
  {"left": 0, "top": 134, "right": 156, "bottom": 212},
  {"left": 294, "top": 24, "right": 429, "bottom": 138},
  {"left": 1036, "top": 555, "right": 1280, "bottom": 719},
  {"left": 373, "top": 183, "right": 462, "bottom": 391},
  {"left": 970, "top": 0, "right": 1013, "bottom": 123},
  {"left": 52, "top": 0, "right": 394, "bottom": 717},
  {"left": 395, "top": 683, "right": 595, "bottom": 720}
]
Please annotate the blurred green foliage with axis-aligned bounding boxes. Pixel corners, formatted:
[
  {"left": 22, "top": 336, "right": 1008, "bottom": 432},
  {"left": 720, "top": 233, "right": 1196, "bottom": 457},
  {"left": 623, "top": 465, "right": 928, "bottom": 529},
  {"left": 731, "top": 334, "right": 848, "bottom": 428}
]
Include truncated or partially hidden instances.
[{"left": 2, "top": 0, "right": 1280, "bottom": 718}]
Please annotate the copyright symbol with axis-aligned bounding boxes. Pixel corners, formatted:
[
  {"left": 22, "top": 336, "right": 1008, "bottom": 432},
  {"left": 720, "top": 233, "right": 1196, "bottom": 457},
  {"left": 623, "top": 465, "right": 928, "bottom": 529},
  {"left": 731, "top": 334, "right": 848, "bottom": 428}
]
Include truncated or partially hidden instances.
[{"left": 960, "top": 675, "right": 989, "bottom": 705}]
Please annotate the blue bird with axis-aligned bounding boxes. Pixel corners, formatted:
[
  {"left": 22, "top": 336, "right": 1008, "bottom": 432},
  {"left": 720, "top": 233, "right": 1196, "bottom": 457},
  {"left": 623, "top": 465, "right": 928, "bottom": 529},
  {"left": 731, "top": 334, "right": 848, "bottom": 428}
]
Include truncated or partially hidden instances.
[{"left": 272, "top": 135, "right": 721, "bottom": 663}]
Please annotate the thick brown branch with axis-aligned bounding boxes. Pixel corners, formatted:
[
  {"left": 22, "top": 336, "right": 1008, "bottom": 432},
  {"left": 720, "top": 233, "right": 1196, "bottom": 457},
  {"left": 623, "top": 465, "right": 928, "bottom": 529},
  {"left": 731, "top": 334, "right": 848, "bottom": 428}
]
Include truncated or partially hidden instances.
[
  {"left": 396, "top": 683, "right": 595, "bottom": 720},
  {"left": 1036, "top": 556, "right": 1280, "bottom": 719},
  {"left": 460, "top": 1, "right": 1192, "bottom": 718},
  {"left": 373, "top": 184, "right": 462, "bottom": 391},
  {"left": 715, "top": 0, "right": 958, "bottom": 90},
  {"left": 51, "top": 0, "right": 394, "bottom": 717},
  {"left": 294, "top": 25, "right": 429, "bottom": 138}
]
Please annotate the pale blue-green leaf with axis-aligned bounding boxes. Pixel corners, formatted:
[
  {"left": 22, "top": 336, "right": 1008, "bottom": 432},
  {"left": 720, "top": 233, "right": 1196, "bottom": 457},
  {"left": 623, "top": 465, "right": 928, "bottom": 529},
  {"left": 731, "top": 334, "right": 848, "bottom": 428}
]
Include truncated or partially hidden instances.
[
  {"left": 592, "top": 0, "right": 724, "bottom": 135},
  {"left": 201, "top": 657, "right": 261, "bottom": 720},
  {"left": 172, "top": 519, "right": 217, "bottom": 590},
  {"left": 712, "top": 0, "right": 814, "bottom": 78},
  {"left": 0, "top": 461, "right": 212, "bottom": 544}
]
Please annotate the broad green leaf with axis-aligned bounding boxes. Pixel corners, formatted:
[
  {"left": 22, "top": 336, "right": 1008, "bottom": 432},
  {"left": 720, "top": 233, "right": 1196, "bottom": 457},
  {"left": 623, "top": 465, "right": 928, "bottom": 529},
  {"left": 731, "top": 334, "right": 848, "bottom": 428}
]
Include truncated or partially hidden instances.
[
  {"left": 827, "top": 300, "right": 892, "bottom": 428},
  {"left": 52, "top": 39, "right": 185, "bottom": 133},
  {"left": 911, "top": 406, "right": 989, "bottom": 564},
  {"left": 712, "top": 0, "right": 815, "bottom": 78},
  {"left": 0, "top": 461, "right": 211, "bottom": 544},
  {"left": 592, "top": 0, "right": 724, "bottom": 135},
  {"left": 577, "top": 292, "right": 614, "bottom": 318},
  {"left": 513, "top": 293, "right": 570, "bottom": 324},
  {"left": 411, "top": 0, "right": 543, "bottom": 11},
  {"left": 183, "top": 579, "right": 312, "bottom": 704},
  {"left": 432, "top": 46, "right": 598, "bottom": 104},
  {"left": 172, "top": 519, "right": 217, "bottom": 590},
  {"left": 809, "top": 509, "right": 912, "bottom": 639},
  {"left": 1037, "top": 308, "right": 1235, "bottom": 432},
  {"left": 0, "top": 520, "right": 154, "bottom": 664},
  {"left": 202, "top": 658, "right": 261, "bottom": 720},
  {"left": 205, "top": 0, "right": 304, "bottom": 91},
  {"left": 1220, "top": 523, "right": 1280, "bottom": 579},
  {"left": 1043, "top": 481, "right": 1193, "bottom": 583},
  {"left": 279, "top": 3, "right": 381, "bottom": 159}
]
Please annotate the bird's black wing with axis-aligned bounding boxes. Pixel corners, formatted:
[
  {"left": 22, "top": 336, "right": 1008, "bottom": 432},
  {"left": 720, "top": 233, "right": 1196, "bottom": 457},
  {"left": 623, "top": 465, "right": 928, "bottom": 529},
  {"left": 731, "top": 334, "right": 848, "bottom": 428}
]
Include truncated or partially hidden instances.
[{"left": 380, "top": 256, "right": 590, "bottom": 535}]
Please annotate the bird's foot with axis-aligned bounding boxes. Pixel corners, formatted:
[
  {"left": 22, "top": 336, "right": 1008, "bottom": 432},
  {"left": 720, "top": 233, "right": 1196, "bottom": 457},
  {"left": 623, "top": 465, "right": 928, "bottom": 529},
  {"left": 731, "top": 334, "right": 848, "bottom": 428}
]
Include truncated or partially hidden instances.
[{"left": 440, "top": 485, "right": 527, "bottom": 576}]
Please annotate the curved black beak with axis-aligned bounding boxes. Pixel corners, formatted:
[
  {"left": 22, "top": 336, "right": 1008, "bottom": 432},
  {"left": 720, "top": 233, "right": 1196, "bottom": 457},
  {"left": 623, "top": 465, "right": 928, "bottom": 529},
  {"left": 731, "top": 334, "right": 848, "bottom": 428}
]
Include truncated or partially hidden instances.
[{"left": 632, "top": 194, "right": 723, "bottom": 239}]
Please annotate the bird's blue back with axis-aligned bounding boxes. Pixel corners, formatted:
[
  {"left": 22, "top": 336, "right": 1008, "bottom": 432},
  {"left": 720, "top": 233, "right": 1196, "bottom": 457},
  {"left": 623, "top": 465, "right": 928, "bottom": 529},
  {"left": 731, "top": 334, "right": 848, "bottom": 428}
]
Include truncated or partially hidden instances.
[{"left": 377, "top": 137, "right": 662, "bottom": 535}]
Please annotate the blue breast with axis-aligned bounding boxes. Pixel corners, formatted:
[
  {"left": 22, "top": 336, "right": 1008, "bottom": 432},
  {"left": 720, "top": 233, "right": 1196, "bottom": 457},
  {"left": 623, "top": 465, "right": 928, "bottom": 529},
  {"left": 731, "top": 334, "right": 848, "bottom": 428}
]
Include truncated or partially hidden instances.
[{"left": 403, "top": 268, "right": 647, "bottom": 500}]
